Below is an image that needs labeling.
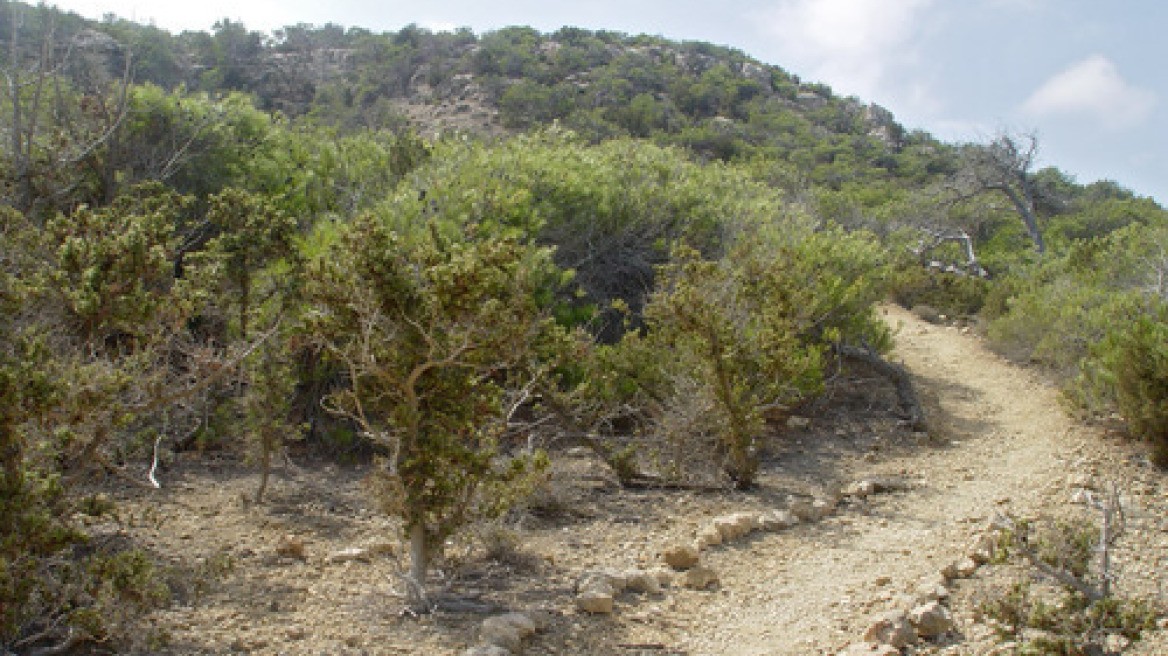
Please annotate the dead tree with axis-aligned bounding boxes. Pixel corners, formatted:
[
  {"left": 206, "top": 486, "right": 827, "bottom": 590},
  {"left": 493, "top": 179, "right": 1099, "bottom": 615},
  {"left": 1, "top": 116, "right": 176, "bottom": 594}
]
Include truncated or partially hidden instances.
[{"left": 951, "top": 131, "right": 1046, "bottom": 254}]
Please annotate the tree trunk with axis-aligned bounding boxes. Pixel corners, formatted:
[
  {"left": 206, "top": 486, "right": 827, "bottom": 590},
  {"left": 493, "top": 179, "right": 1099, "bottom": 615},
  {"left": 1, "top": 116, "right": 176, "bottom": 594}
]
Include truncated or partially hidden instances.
[
  {"left": 1001, "top": 185, "right": 1045, "bottom": 254},
  {"left": 407, "top": 521, "right": 428, "bottom": 607},
  {"left": 255, "top": 433, "right": 271, "bottom": 503}
]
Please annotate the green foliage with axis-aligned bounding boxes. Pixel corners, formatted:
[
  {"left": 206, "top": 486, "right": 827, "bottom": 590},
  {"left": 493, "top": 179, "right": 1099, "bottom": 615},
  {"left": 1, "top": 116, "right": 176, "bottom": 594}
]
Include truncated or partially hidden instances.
[
  {"left": 888, "top": 263, "right": 990, "bottom": 318},
  {"left": 571, "top": 226, "right": 889, "bottom": 487},
  {"left": 986, "top": 223, "right": 1168, "bottom": 451},
  {"left": 1088, "top": 314, "right": 1168, "bottom": 464},
  {"left": 979, "top": 517, "right": 1160, "bottom": 654},
  {"left": 980, "top": 581, "right": 1158, "bottom": 654},
  {"left": 304, "top": 212, "right": 571, "bottom": 586},
  {"left": 0, "top": 204, "right": 175, "bottom": 651}
]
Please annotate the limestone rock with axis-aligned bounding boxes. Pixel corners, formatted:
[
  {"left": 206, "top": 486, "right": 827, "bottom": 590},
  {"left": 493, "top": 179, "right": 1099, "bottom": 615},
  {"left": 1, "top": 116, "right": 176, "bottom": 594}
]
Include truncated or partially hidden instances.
[
  {"left": 663, "top": 544, "right": 701, "bottom": 570},
  {"left": 812, "top": 498, "right": 836, "bottom": 517},
  {"left": 909, "top": 601, "right": 954, "bottom": 638},
  {"left": 863, "top": 610, "right": 917, "bottom": 648},
  {"left": 1103, "top": 633, "right": 1131, "bottom": 653},
  {"left": 713, "top": 512, "right": 758, "bottom": 541},
  {"left": 575, "top": 590, "right": 615, "bottom": 614},
  {"left": 326, "top": 547, "right": 370, "bottom": 564},
  {"left": 758, "top": 509, "right": 799, "bottom": 531},
  {"left": 968, "top": 533, "right": 999, "bottom": 564},
  {"left": 683, "top": 565, "right": 720, "bottom": 590}
]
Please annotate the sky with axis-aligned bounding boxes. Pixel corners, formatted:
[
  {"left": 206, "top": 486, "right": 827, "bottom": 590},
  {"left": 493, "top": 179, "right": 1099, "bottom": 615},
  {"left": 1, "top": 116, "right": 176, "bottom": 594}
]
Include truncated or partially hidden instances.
[{"left": 49, "top": 0, "right": 1168, "bottom": 204}]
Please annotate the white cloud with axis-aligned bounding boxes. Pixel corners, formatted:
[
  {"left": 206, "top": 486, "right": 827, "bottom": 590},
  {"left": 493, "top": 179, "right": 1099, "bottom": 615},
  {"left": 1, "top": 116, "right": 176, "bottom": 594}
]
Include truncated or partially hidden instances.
[
  {"left": 761, "top": 0, "right": 934, "bottom": 100},
  {"left": 1021, "top": 55, "right": 1156, "bottom": 130}
]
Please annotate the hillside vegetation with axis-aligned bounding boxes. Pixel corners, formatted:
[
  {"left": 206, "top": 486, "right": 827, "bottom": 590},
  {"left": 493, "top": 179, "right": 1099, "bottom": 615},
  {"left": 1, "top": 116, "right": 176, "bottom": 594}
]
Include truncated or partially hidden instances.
[{"left": 1, "top": 1, "right": 1165, "bottom": 652}]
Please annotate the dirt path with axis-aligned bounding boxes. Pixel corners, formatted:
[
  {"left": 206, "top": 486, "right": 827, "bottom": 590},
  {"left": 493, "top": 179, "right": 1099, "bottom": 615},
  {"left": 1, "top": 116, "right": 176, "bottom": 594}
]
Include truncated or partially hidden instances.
[
  {"left": 653, "top": 304, "right": 1166, "bottom": 655},
  {"left": 129, "top": 305, "right": 1165, "bottom": 655}
]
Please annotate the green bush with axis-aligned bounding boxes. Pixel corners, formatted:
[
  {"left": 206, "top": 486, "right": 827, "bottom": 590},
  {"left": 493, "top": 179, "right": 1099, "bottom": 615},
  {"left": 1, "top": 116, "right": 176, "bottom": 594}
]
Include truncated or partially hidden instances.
[{"left": 1091, "top": 314, "right": 1168, "bottom": 465}]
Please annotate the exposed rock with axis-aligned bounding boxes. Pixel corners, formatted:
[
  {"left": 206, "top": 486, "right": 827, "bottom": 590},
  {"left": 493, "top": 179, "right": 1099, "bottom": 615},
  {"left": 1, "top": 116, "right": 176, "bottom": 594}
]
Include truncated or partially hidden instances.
[
  {"left": 1103, "top": 633, "right": 1131, "bottom": 653},
  {"left": 683, "top": 565, "right": 720, "bottom": 590},
  {"left": 713, "top": 512, "right": 758, "bottom": 541},
  {"left": 758, "top": 509, "right": 799, "bottom": 531},
  {"left": 663, "top": 545, "right": 701, "bottom": 570},
  {"left": 909, "top": 601, "right": 954, "bottom": 638},
  {"left": 575, "top": 589, "right": 615, "bottom": 614},
  {"left": 862, "top": 610, "right": 917, "bottom": 648}
]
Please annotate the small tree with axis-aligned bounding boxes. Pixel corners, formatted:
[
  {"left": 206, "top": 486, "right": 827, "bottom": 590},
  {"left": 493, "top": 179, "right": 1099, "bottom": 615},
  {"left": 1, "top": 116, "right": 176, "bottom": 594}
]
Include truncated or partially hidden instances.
[
  {"left": 645, "top": 244, "right": 823, "bottom": 487},
  {"left": 304, "top": 214, "right": 566, "bottom": 605},
  {"left": 194, "top": 187, "right": 299, "bottom": 340}
]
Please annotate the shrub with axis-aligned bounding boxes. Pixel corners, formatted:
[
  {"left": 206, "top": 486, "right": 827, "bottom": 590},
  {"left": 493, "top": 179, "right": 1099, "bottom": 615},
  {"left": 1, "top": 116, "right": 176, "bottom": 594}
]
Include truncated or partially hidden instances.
[
  {"left": 304, "top": 212, "right": 570, "bottom": 603},
  {"left": 1090, "top": 314, "right": 1168, "bottom": 465}
]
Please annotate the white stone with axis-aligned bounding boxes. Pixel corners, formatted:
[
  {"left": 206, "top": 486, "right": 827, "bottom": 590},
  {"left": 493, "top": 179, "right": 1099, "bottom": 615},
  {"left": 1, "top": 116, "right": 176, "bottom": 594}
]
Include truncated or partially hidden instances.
[
  {"left": 862, "top": 610, "right": 917, "bottom": 648},
  {"left": 326, "top": 547, "right": 369, "bottom": 564},
  {"left": 758, "top": 509, "right": 799, "bottom": 531},
  {"left": 909, "top": 601, "right": 955, "bottom": 638}
]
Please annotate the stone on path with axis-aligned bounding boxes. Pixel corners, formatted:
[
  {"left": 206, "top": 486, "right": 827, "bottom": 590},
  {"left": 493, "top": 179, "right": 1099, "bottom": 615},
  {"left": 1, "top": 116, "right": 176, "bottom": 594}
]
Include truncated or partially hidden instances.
[
  {"left": 683, "top": 565, "right": 720, "bottom": 590},
  {"left": 862, "top": 610, "right": 917, "bottom": 648},
  {"left": 663, "top": 544, "right": 701, "bottom": 570},
  {"left": 909, "top": 600, "right": 955, "bottom": 638}
]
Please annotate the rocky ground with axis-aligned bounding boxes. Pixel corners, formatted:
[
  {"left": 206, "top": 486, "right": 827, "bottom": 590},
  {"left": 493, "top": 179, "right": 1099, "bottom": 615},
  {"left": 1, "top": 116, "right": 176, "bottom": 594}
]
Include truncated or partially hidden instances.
[{"left": 96, "top": 305, "right": 1166, "bottom": 655}]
